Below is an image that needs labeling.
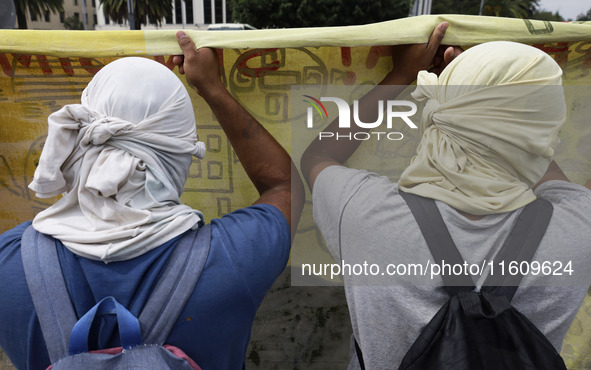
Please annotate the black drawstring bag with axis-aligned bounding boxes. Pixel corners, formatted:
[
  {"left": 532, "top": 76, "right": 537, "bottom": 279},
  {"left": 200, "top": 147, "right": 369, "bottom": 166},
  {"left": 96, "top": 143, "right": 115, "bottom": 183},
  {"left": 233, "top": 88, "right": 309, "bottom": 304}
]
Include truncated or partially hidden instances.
[{"left": 355, "top": 192, "right": 566, "bottom": 370}]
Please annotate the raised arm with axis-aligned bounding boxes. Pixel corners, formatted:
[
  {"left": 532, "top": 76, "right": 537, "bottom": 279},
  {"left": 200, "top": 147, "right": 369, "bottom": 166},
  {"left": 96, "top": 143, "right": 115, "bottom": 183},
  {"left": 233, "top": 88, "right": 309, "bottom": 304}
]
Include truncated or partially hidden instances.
[
  {"left": 174, "top": 32, "right": 304, "bottom": 234},
  {"left": 300, "top": 22, "right": 457, "bottom": 191}
]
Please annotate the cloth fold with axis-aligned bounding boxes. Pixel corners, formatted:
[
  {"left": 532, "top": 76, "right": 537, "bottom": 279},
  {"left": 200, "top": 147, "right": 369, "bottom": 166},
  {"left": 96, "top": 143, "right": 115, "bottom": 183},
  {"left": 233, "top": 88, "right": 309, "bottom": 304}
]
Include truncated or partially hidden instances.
[
  {"left": 29, "top": 57, "right": 206, "bottom": 262},
  {"left": 399, "top": 41, "right": 566, "bottom": 215}
]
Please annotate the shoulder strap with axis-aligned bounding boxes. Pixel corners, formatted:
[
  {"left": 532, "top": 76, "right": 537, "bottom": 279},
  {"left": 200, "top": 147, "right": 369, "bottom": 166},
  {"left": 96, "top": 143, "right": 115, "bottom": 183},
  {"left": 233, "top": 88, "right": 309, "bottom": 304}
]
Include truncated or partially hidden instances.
[
  {"left": 354, "top": 192, "right": 472, "bottom": 369},
  {"left": 354, "top": 337, "right": 366, "bottom": 370},
  {"left": 352, "top": 193, "right": 553, "bottom": 369},
  {"left": 481, "top": 198, "right": 553, "bottom": 300},
  {"left": 139, "top": 224, "right": 212, "bottom": 344},
  {"left": 399, "top": 191, "right": 474, "bottom": 296},
  {"left": 21, "top": 225, "right": 78, "bottom": 363},
  {"left": 400, "top": 191, "right": 553, "bottom": 301},
  {"left": 21, "top": 223, "right": 212, "bottom": 362}
]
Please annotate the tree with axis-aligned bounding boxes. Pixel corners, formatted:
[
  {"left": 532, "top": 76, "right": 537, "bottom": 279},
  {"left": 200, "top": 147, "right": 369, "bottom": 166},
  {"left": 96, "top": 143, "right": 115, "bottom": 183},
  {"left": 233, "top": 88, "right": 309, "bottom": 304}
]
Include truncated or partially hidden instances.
[
  {"left": 230, "top": 0, "right": 409, "bottom": 29},
  {"left": 531, "top": 9, "right": 564, "bottom": 22},
  {"left": 14, "top": 0, "right": 63, "bottom": 29},
  {"left": 64, "top": 14, "right": 84, "bottom": 29},
  {"left": 432, "top": 0, "right": 539, "bottom": 18},
  {"left": 99, "top": 0, "right": 172, "bottom": 30},
  {"left": 431, "top": 0, "right": 479, "bottom": 15},
  {"left": 481, "top": 0, "right": 539, "bottom": 18},
  {"left": 576, "top": 8, "right": 591, "bottom": 21},
  {"left": 229, "top": 0, "right": 300, "bottom": 28}
]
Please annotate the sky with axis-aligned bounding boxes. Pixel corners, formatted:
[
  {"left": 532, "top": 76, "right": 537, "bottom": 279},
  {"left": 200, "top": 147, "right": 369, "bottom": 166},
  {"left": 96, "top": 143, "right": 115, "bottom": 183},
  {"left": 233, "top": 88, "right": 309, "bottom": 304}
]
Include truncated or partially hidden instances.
[{"left": 537, "top": 0, "right": 591, "bottom": 20}]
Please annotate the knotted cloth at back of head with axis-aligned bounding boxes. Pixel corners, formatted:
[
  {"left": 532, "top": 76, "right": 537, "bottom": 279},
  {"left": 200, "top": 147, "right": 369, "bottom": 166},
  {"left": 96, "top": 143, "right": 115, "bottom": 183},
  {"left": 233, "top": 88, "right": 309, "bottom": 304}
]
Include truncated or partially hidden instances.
[
  {"left": 399, "top": 41, "right": 566, "bottom": 215},
  {"left": 29, "top": 57, "right": 206, "bottom": 262}
]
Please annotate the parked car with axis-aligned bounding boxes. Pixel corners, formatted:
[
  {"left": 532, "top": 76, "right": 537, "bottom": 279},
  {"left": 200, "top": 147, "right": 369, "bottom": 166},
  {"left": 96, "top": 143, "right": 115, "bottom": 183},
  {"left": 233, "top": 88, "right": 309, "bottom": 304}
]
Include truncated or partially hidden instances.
[{"left": 207, "top": 23, "right": 256, "bottom": 30}]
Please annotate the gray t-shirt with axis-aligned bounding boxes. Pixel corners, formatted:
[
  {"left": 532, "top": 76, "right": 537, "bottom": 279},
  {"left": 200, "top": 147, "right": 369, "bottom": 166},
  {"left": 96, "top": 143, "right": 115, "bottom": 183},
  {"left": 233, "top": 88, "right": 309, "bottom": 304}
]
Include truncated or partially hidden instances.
[{"left": 312, "top": 165, "right": 591, "bottom": 370}]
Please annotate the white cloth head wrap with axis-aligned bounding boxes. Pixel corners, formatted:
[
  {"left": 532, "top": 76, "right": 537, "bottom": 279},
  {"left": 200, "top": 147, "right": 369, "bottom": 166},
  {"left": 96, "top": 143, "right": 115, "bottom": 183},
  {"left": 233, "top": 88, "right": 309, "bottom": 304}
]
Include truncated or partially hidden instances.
[
  {"left": 399, "top": 41, "right": 566, "bottom": 215},
  {"left": 29, "top": 57, "right": 206, "bottom": 262}
]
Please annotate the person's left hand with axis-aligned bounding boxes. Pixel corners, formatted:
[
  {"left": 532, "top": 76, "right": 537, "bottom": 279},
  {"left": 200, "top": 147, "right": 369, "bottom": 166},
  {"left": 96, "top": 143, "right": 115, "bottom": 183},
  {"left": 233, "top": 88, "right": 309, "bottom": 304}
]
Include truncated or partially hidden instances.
[{"left": 430, "top": 44, "right": 464, "bottom": 76}]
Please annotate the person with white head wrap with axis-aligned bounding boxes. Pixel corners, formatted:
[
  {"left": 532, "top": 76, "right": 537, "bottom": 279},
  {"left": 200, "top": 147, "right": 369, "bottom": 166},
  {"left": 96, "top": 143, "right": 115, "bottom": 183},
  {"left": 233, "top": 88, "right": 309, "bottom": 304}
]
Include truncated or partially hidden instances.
[
  {"left": 29, "top": 57, "right": 207, "bottom": 262},
  {"left": 0, "top": 33, "right": 301, "bottom": 369},
  {"left": 399, "top": 41, "right": 566, "bottom": 215}
]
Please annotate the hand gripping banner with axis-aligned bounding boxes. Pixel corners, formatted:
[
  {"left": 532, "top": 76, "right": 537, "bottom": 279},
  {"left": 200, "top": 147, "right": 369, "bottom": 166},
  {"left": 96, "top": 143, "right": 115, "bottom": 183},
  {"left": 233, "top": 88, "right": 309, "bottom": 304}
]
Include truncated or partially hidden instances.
[{"left": 1, "top": 14, "right": 591, "bottom": 368}]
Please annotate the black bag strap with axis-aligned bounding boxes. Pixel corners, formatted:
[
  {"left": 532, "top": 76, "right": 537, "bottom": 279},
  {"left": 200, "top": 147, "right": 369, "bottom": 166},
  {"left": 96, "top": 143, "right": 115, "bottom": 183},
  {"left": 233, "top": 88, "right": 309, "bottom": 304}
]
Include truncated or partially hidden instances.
[
  {"left": 353, "top": 191, "right": 474, "bottom": 369},
  {"left": 400, "top": 191, "right": 553, "bottom": 300},
  {"left": 354, "top": 192, "right": 553, "bottom": 369},
  {"left": 480, "top": 199, "right": 553, "bottom": 299},
  {"left": 21, "top": 224, "right": 211, "bottom": 362},
  {"left": 354, "top": 337, "right": 366, "bottom": 370},
  {"left": 399, "top": 191, "right": 474, "bottom": 296}
]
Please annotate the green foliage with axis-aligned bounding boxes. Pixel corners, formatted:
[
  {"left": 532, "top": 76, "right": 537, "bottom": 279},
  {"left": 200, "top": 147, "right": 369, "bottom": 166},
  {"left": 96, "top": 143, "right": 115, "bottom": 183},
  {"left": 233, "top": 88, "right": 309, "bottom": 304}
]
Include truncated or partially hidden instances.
[
  {"left": 431, "top": 0, "right": 479, "bottom": 15},
  {"left": 230, "top": 0, "right": 410, "bottom": 28},
  {"left": 432, "top": 0, "right": 539, "bottom": 18},
  {"left": 100, "top": 0, "right": 172, "bottom": 29},
  {"left": 482, "top": 0, "right": 539, "bottom": 18},
  {"left": 228, "top": 0, "right": 297, "bottom": 28},
  {"left": 531, "top": 9, "right": 564, "bottom": 22},
  {"left": 14, "top": 0, "right": 64, "bottom": 28},
  {"left": 576, "top": 8, "right": 591, "bottom": 21},
  {"left": 63, "top": 14, "right": 84, "bottom": 29}
]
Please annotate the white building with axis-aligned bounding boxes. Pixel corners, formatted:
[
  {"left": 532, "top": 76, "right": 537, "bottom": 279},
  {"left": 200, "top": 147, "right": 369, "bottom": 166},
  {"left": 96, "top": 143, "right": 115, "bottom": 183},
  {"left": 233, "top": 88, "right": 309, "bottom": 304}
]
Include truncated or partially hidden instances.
[
  {"left": 96, "top": 0, "right": 231, "bottom": 30},
  {"left": 22, "top": 0, "right": 98, "bottom": 30},
  {"left": 409, "top": 0, "right": 432, "bottom": 16}
]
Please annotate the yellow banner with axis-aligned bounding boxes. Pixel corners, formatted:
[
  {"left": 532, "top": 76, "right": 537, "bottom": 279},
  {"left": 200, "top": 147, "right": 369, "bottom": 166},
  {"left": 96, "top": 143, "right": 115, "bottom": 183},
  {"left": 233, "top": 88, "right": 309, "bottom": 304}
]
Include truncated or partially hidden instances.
[{"left": 1, "top": 14, "right": 590, "bottom": 368}]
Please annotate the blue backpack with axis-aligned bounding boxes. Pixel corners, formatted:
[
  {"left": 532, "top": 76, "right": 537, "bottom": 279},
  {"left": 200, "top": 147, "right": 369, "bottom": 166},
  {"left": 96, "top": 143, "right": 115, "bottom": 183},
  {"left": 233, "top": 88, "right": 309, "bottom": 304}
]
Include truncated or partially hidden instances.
[{"left": 21, "top": 224, "right": 211, "bottom": 369}]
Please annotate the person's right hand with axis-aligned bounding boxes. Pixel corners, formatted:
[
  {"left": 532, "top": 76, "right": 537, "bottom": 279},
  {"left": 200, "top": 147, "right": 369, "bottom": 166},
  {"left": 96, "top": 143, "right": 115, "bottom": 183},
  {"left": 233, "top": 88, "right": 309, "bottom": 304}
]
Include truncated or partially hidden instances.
[
  {"left": 172, "top": 31, "right": 224, "bottom": 96},
  {"left": 385, "top": 22, "right": 449, "bottom": 84},
  {"left": 384, "top": 22, "right": 464, "bottom": 84}
]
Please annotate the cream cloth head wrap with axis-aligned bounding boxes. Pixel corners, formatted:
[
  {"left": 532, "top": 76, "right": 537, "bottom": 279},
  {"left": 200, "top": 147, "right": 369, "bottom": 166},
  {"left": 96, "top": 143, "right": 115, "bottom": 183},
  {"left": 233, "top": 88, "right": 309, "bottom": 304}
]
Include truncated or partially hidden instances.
[
  {"left": 29, "top": 57, "right": 206, "bottom": 262},
  {"left": 399, "top": 41, "right": 566, "bottom": 215}
]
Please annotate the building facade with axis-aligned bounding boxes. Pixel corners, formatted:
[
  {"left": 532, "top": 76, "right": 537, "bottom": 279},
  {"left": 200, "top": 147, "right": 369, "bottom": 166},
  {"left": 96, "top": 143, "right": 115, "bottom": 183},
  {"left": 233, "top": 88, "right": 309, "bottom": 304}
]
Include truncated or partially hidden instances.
[
  {"left": 96, "top": 0, "right": 231, "bottom": 30},
  {"left": 24, "top": 0, "right": 98, "bottom": 30},
  {"left": 17, "top": 0, "right": 230, "bottom": 30}
]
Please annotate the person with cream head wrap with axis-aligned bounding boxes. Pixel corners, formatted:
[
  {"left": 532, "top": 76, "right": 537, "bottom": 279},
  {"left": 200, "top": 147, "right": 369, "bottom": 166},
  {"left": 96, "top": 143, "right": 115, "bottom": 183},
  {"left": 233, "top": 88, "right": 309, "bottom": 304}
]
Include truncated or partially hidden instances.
[
  {"left": 0, "top": 33, "right": 302, "bottom": 369},
  {"left": 399, "top": 41, "right": 566, "bottom": 215},
  {"left": 302, "top": 22, "right": 591, "bottom": 369},
  {"left": 28, "top": 57, "right": 207, "bottom": 262}
]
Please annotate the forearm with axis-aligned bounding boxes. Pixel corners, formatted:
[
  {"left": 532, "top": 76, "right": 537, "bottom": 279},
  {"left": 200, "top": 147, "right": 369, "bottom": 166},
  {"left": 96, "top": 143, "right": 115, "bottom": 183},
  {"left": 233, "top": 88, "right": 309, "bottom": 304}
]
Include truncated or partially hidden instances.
[
  {"left": 300, "top": 73, "right": 411, "bottom": 186},
  {"left": 300, "top": 22, "right": 451, "bottom": 190},
  {"left": 201, "top": 85, "right": 292, "bottom": 195},
  {"left": 173, "top": 34, "right": 303, "bottom": 231}
]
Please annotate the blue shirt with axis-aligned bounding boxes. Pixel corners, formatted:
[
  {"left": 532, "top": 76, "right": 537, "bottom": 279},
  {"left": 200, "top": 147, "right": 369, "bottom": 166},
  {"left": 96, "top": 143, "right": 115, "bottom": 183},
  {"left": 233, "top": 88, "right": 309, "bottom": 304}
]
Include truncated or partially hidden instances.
[{"left": 0, "top": 204, "right": 290, "bottom": 370}]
